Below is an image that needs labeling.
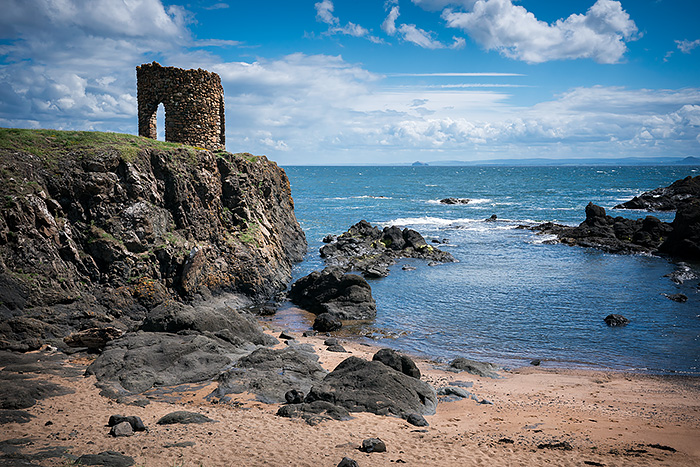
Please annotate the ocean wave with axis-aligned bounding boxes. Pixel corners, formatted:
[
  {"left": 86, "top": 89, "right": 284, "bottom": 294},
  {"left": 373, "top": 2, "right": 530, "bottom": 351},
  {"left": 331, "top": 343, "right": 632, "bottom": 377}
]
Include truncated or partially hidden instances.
[{"left": 326, "top": 195, "right": 393, "bottom": 200}]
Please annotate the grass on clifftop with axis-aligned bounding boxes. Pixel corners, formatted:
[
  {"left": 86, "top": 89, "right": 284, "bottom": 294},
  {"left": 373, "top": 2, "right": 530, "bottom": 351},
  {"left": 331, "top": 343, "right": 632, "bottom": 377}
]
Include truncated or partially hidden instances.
[{"left": 0, "top": 128, "right": 262, "bottom": 166}]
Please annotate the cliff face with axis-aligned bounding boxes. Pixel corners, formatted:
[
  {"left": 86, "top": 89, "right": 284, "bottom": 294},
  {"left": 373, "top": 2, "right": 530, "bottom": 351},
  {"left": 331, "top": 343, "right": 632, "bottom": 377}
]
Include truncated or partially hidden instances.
[{"left": 0, "top": 129, "right": 306, "bottom": 350}]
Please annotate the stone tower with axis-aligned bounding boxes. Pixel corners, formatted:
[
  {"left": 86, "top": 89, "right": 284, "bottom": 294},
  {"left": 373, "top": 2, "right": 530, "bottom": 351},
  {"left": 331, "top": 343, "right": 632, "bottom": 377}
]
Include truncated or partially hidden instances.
[{"left": 137, "top": 62, "right": 225, "bottom": 150}]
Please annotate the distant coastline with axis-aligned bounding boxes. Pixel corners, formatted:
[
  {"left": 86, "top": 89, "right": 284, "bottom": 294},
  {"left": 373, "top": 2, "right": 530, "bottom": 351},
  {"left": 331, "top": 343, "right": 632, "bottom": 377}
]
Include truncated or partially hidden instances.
[{"left": 283, "top": 155, "right": 700, "bottom": 167}]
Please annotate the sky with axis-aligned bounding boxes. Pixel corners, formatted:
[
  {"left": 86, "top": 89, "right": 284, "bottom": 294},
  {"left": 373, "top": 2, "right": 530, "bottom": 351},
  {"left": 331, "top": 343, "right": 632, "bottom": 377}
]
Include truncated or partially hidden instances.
[{"left": 0, "top": 0, "right": 699, "bottom": 165}]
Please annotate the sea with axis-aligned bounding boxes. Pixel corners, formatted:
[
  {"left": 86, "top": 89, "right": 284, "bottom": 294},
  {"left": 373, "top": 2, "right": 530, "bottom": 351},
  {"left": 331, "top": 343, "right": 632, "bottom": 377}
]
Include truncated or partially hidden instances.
[{"left": 276, "top": 165, "right": 700, "bottom": 376}]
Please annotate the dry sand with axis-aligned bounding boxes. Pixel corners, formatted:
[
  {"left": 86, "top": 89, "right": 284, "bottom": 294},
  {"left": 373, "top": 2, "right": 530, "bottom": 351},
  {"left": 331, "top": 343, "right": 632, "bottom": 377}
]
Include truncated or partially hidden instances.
[{"left": 2, "top": 330, "right": 699, "bottom": 467}]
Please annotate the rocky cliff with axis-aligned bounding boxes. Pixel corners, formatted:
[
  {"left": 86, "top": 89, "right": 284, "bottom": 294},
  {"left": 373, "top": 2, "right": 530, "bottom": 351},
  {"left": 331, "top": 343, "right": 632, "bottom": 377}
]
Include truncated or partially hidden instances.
[{"left": 0, "top": 129, "right": 306, "bottom": 351}]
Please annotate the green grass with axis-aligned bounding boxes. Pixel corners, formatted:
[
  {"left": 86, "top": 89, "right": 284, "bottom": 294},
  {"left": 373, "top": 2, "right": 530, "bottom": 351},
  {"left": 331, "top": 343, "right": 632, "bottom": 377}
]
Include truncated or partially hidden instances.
[{"left": 0, "top": 128, "right": 222, "bottom": 169}]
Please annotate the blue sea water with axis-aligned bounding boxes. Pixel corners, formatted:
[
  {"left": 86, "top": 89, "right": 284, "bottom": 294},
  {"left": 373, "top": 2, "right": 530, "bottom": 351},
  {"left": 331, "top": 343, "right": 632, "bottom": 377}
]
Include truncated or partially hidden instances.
[{"left": 281, "top": 165, "right": 700, "bottom": 375}]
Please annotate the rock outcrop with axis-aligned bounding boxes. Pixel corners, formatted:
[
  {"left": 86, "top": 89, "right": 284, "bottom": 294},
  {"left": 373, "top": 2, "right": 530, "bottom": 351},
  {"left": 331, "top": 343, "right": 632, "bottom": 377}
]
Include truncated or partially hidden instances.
[
  {"left": 0, "top": 129, "right": 306, "bottom": 351},
  {"left": 530, "top": 203, "right": 673, "bottom": 255},
  {"left": 288, "top": 267, "right": 377, "bottom": 320},
  {"left": 657, "top": 198, "right": 700, "bottom": 260},
  {"left": 614, "top": 175, "right": 700, "bottom": 211},
  {"left": 319, "top": 220, "right": 454, "bottom": 278}
]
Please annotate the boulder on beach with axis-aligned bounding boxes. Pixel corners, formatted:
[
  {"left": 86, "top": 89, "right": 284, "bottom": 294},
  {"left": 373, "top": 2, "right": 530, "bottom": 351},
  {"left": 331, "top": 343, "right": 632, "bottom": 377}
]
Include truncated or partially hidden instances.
[
  {"left": 289, "top": 268, "right": 377, "bottom": 320},
  {"left": 449, "top": 357, "right": 500, "bottom": 378},
  {"left": 306, "top": 355, "right": 438, "bottom": 417},
  {"left": 156, "top": 411, "right": 215, "bottom": 425},
  {"left": 372, "top": 348, "right": 421, "bottom": 379},
  {"left": 211, "top": 346, "right": 328, "bottom": 404}
]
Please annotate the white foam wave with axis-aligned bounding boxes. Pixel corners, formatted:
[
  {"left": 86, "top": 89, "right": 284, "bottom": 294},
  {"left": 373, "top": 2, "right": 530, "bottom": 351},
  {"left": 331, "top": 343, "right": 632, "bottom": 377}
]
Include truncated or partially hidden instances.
[
  {"left": 426, "top": 198, "right": 493, "bottom": 205},
  {"left": 527, "top": 234, "right": 558, "bottom": 245},
  {"left": 326, "top": 195, "right": 393, "bottom": 200},
  {"left": 384, "top": 216, "right": 479, "bottom": 228}
]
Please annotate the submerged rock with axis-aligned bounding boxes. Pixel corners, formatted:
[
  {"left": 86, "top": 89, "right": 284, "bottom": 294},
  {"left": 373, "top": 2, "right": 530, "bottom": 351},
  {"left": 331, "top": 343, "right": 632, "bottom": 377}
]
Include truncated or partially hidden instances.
[{"left": 440, "top": 198, "right": 470, "bottom": 205}]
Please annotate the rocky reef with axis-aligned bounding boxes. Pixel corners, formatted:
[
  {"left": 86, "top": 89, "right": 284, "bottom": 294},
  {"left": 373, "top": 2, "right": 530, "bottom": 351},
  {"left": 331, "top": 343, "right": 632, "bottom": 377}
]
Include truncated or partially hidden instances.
[
  {"left": 529, "top": 176, "right": 700, "bottom": 261},
  {"left": 614, "top": 175, "right": 700, "bottom": 211},
  {"left": 0, "top": 129, "right": 306, "bottom": 351}
]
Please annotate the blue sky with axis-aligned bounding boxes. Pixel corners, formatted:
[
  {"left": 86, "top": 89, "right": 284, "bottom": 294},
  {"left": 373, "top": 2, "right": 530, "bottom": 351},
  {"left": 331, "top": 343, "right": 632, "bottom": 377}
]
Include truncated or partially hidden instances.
[{"left": 1, "top": 0, "right": 699, "bottom": 164}]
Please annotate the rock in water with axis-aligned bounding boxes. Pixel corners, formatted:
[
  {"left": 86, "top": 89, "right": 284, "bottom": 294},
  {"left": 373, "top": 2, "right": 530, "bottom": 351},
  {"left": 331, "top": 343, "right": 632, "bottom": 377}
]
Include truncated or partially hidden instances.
[
  {"left": 318, "top": 220, "right": 455, "bottom": 278},
  {"left": 306, "top": 356, "right": 437, "bottom": 417},
  {"left": 664, "top": 293, "right": 688, "bottom": 303},
  {"left": 604, "top": 314, "right": 630, "bottom": 326},
  {"left": 614, "top": 175, "right": 700, "bottom": 211},
  {"left": 658, "top": 198, "right": 700, "bottom": 260},
  {"left": 289, "top": 268, "right": 377, "bottom": 320},
  {"left": 440, "top": 198, "right": 470, "bottom": 205}
]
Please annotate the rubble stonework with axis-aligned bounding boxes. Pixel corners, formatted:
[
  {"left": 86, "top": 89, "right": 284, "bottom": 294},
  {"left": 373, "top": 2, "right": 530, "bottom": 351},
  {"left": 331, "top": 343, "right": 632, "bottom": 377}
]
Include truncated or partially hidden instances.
[{"left": 137, "top": 61, "right": 225, "bottom": 150}]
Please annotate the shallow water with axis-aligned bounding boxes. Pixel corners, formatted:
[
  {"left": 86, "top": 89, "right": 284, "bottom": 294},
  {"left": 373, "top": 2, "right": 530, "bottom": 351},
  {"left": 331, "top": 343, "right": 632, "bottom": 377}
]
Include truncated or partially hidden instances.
[{"left": 282, "top": 165, "right": 700, "bottom": 375}]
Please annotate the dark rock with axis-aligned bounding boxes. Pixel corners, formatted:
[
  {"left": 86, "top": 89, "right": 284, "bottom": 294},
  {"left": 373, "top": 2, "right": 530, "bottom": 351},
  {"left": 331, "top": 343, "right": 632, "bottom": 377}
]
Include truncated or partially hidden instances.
[
  {"left": 437, "top": 386, "right": 471, "bottom": 398},
  {"left": 0, "top": 410, "right": 34, "bottom": 424},
  {"left": 405, "top": 413, "right": 429, "bottom": 427},
  {"left": 314, "top": 313, "right": 343, "bottom": 332},
  {"left": 279, "top": 331, "right": 295, "bottom": 340},
  {"left": 449, "top": 357, "right": 500, "bottom": 378},
  {"left": 322, "top": 235, "right": 336, "bottom": 243},
  {"left": 615, "top": 176, "right": 700, "bottom": 211},
  {"left": 276, "top": 400, "right": 351, "bottom": 425},
  {"left": 647, "top": 443, "right": 677, "bottom": 452},
  {"left": 306, "top": 356, "right": 437, "bottom": 417},
  {"left": 499, "top": 438, "right": 515, "bottom": 444},
  {"left": 360, "top": 438, "right": 387, "bottom": 453},
  {"left": 76, "top": 451, "right": 135, "bottom": 467},
  {"left": 0, "top": 132, "right": 307, "bottom": 352},
  {"left": 604, "top": 314, "right": 630, "bottom": 327},
  {"left": 658, "top": 198, "right": 700, "bottom": 260},
  {"left": 372, "top": 349, "right": 421, "bottom": 379},
  {"left": 109, "top": 421, "right": 134, "bottom": 437},
  {"left": 86, "top": 331, "right": 242, "bottom": 394},
  {"left": 440, "top": 198, "right": 470, "bottom": 205},
  {"left": 140, "top": 300, "right": 276, "bottom": 347},
  {"left": 0, "top": 374, "right": 73, "bottom": 410},
  {"left": 285, "top": 389, "right": 305, "bottom": 404},
  {"left": 324, "top": 337, "right": 339, "bottom": 346},
  {"left": 163, "top": 441, "right": 196, "bottom": 448},
  {"left": 327, "top": 344, "right": 348, "bottom": 353},
  {"left": 63, "top": 327, "right": 124, "bottom": 350},
  {"left": 107, "top": 415, "right": 146, "bottom": 432},
  {"left": 402, "top": 265, "right": 416, "bottom": 271},
  {"left": 302, "top": 330, "right": 317, "bottom": 337},
  {"left": 319, "top": 221, "right": 454, "bottom": 279},
  {"left": 485, "top": 214, "right": 497, "bottom": 222},
  {"left": 156, "top": 411, "right": 215, "bottom": 425},
  {"left": 530, "top": 203, "right": 673, "bottom": 256},
  {"left": 211, "top": 347, "right": 327, "bottom": 404},
  {"left": 664, "top": 293, "right": 688, "bottom": 303},
  {"left": 337, "top": 457, "right": 359, "bottom": 467},
  {"left": 537, "top": 441, "right": 573, "bottom": 451},
  {"left": 530, "top": 359, "right": 541, "bottom": 366},
  {"left": 290, "top": 268, "right": 377, "bottom": 320}
]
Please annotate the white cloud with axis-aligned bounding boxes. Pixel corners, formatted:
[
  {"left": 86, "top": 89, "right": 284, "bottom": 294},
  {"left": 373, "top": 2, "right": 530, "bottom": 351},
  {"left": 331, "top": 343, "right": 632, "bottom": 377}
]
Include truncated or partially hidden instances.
[
  {"left": 382, "top": 4, "right": 465, "bottom": 49},
  {"left": 315, "top": 0, "right": 381, "bottom": 42},
  {"left": 676, "top": 39, "right": 700, "bottom": 54},
  {"left": 442, "top": 0, "right": 638, "bottom": 63}
]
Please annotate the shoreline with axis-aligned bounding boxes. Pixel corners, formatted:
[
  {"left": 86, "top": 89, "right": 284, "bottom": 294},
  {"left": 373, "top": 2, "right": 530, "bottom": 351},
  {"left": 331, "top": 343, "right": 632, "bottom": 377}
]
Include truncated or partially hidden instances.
[
  {"left": 2, "top": 325, "right": 699, "bottom": 466},
  {"left": 264, "top": 303, "right": 700, "bottom": 378}
]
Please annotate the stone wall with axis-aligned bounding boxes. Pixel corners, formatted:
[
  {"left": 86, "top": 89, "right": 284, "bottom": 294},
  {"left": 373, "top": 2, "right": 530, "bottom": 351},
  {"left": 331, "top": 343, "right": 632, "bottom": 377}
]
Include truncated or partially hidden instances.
[{"left": 137, "top": 62, "right": 225, "bottom": 150}]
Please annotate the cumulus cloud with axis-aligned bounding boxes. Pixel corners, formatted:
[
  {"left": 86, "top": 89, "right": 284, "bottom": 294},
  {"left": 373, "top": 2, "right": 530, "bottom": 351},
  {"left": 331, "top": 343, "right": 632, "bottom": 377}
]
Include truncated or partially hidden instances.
[
  {"left": 0, "top": 0, "right": 193, "bottom": 132},
  {"left": 441, "top": 0, "right": 638, "bottom": 63}
]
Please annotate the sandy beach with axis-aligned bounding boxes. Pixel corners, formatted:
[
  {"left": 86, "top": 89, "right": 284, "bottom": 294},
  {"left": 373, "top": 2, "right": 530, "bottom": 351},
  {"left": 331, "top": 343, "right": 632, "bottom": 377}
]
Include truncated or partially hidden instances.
[{"left": 2, "top": 327, "right": 699, "bottom": 467}]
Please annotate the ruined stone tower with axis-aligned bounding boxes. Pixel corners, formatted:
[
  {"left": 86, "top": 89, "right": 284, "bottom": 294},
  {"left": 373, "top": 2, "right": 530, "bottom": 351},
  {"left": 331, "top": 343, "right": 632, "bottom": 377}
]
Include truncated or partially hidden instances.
[{"left": 137, "top": 62, "right": 225, "bottom": 150}]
